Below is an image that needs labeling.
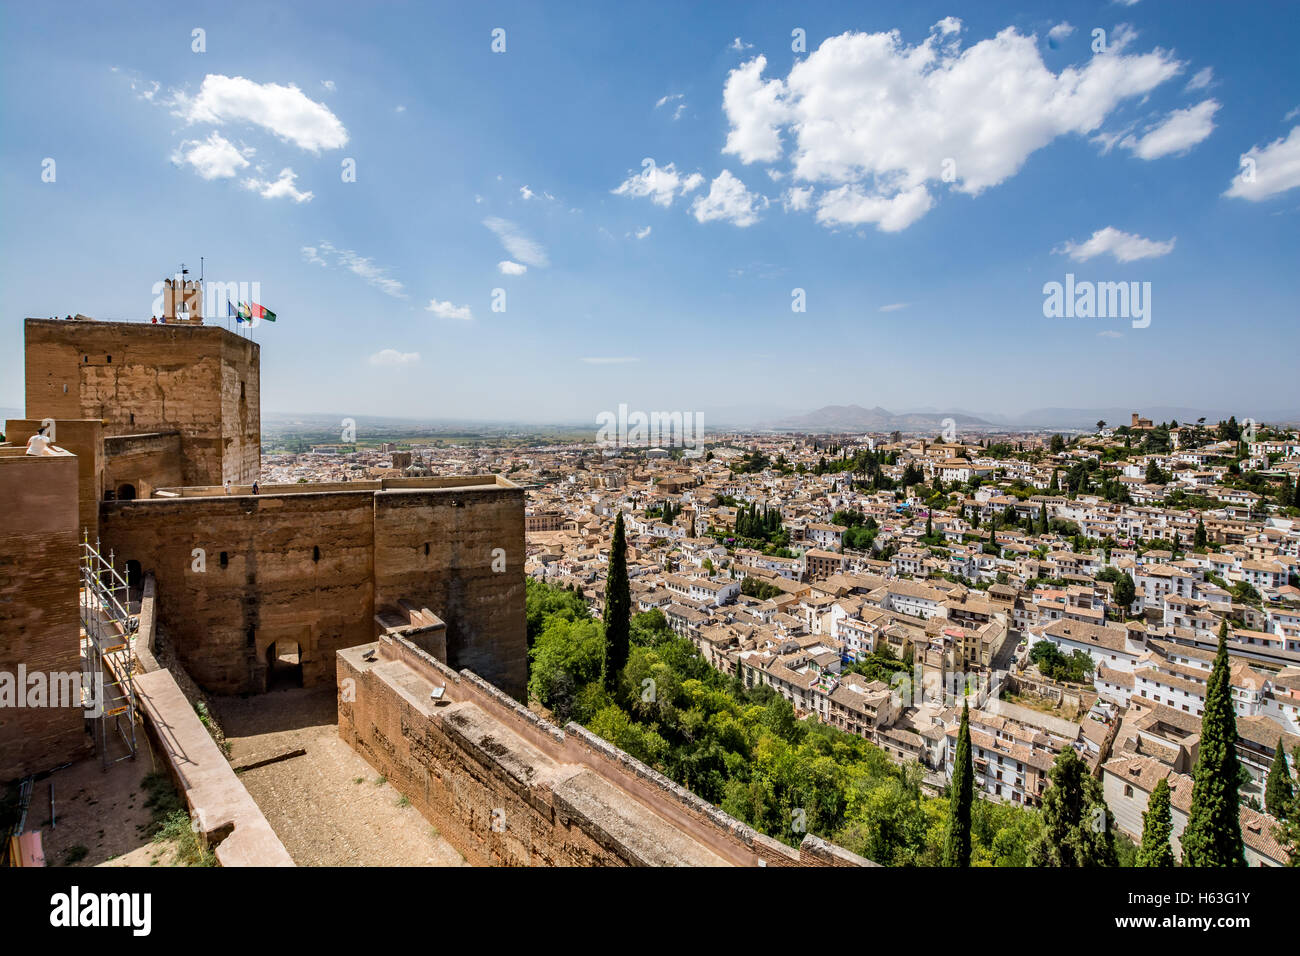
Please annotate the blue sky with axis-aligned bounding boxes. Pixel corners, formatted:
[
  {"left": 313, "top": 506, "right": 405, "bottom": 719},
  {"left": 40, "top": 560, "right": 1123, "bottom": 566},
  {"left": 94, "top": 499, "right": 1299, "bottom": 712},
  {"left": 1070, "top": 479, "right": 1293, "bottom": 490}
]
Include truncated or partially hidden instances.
[{"left": 2, "top": 0, "right": 1298, "bottom": 424}]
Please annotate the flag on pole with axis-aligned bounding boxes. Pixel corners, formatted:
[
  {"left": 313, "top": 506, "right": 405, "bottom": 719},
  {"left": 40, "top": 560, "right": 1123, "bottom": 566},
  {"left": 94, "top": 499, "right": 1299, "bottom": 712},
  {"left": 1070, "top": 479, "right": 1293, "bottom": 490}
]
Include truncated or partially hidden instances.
[
  {"left": 249, "top": 302, "right": 276, "bottom": 323},
  {"left": 227, "top": 299, "right": 237, "bottom": 319},
  {"left": 237, "top": 302, "right": 252, "bottom": 323}
]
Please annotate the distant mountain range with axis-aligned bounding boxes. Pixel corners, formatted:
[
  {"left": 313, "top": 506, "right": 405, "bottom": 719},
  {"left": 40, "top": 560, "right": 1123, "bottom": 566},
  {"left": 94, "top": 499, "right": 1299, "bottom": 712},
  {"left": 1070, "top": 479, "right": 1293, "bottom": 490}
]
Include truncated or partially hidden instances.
[
  {"left": 761, "top": 405, "right": 991, "bottom": 432},
  {"left": 754, "top": 403, "right": 1300, "bottom": 433}
]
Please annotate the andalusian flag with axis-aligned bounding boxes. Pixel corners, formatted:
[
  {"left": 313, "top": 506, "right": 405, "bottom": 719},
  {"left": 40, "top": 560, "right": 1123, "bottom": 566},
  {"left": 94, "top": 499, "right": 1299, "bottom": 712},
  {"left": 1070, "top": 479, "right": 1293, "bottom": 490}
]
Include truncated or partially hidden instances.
[
  {"left": 236, "top": 301, "right": 252, "bottom": 323},
  {"left": 249, "top": 302, "right": 276, "bottom": 323}
]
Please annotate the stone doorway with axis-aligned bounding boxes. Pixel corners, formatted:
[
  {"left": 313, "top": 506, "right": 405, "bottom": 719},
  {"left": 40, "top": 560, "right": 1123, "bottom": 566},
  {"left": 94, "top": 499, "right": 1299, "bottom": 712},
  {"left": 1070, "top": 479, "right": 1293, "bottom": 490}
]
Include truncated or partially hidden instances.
[{"left": 265, "top": 640, "right": 304, "bottom": 691}]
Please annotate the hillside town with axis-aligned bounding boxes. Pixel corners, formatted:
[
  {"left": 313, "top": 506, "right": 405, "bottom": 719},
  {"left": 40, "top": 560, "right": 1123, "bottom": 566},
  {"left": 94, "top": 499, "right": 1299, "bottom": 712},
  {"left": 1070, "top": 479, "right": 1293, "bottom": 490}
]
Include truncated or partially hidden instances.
[{"left": 267, "top": 412, "right": 1300, "bottom": 864}]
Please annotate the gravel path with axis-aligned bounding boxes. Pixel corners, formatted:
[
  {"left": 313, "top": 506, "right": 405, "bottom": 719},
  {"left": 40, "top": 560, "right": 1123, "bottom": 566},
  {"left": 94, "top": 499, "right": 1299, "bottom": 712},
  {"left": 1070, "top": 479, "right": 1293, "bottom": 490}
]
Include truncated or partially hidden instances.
[{"left": 212, "top": 685, "right": 467, "bottom": 867}]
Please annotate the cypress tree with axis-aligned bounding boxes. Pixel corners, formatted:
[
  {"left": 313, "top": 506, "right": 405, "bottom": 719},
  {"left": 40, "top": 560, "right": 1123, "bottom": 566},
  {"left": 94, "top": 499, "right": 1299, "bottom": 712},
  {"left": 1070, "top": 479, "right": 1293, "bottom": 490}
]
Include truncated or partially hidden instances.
[
  {"left": 1039, "top": 503, "right": 1048, "bottom": 535},
  {"left": 943, "top": 701, "right": 973, "bottom": 866},
  {"left": 1265, "top": 737, "right": 1294, "bottom": 820},
  {"left": 601, "top": 512, "right": 631, "bottom": 694},
  {"left": 1181, "top": 622, "right": 1246, "bottom": 866},
  {"left": 1195, "top": 517, "right": 1207, "bottom": 550},
  {"left": 1136, "top": 777, "right": 1176, "bottom": 867},
  {"left": 926, "top": 513, "right": 934, "bottom": 539},
  {"left": 1029, "top": 747, "right": 1118, "bottom": 866}
]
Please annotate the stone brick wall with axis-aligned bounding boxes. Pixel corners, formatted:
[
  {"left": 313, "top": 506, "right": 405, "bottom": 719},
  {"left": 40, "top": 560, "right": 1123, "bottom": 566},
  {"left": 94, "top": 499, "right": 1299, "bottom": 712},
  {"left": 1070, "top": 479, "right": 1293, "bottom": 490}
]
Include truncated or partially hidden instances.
[
  {"left": 104, "top": 431, "right": 183, "bottom": 500},
  {"left": 4, "top": 418, "right": 103, "bottom": 541},
  {"left": 99, "top": 478, "right": 529, "bottom": 698},
  {"left": 373, "top": 480, "right": 527, "bottom": 700},
  {"left": 0, "top": 451, "right": 92, "bottom": 780},
  {"left": 337, "top": 635, "right": 871, "bottom": 867},
  {"left": 100, "top": 490, "right": 376, "bottom": 694},
  {"left": 23, "top": 319, "right": 259, "bottom": 486}
]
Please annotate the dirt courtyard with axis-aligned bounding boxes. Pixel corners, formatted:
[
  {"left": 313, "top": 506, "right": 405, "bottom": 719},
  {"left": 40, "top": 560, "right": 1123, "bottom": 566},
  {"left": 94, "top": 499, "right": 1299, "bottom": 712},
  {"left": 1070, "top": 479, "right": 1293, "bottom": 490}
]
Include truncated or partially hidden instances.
[
  {"left": 210, "top": 685, "right": 467, "bottom": 867},
  {"left": 37, "top": 743, "right": 185, "bottom": 868}
]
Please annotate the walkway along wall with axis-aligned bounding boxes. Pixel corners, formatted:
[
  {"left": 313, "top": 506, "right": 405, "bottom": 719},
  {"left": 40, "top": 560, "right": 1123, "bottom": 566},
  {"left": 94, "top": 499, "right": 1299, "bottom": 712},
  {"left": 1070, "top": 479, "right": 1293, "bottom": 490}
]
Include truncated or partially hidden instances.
[{"left": 337, "top": 634, "right": 876, "bottom": 867}]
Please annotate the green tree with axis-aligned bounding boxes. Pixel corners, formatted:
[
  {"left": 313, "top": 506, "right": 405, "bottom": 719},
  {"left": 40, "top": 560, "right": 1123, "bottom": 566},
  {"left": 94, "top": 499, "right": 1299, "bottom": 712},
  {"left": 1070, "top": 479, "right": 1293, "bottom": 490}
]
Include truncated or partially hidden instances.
[
  {"left": 1194, "top": 517, "right": 1207, "bottom": 550},
  {"left": 942, "top": 701, "right": 973, "bottom": 866},
  {"left": 601, "top": 512, "right": 631, "bottom": 694},
  {"left": 1265, "top": 738, "right": 1293, "bottom": 820},
  {"left": 1180, "top": 622, "right": 1246, "bottom": 866},
  {"left": 1029, "top": 747, "right": 1117, "bottom": 866},
  {"left": 1136, "top": 777, "right": 1176, "bottom": 867}
]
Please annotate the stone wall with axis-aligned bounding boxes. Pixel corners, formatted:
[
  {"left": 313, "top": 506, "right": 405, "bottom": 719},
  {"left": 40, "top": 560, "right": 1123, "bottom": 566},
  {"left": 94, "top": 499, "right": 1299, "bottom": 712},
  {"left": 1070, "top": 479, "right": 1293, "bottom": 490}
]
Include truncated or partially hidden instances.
[
  {"left": 373, "top": 480, "right": 527, "bottom": 699},
  {"left": 0, "top": 450, "right": 92, "bottom": 781},
  {"left": 337, "top": 635, "right": 874, "bottom": 867},
  {"left": 23, "top": 318, "right": 259, "bottom": 486},
  {"left": 4, "top": 418, "right": 103, "bottom": 541},
  {"left": 100, "top": 490, "right": 376, "bottom": 694},
  {"left": 104, "top": 431, "right": 183, "bottom": 501},
  {"left": 99, "top": 478, "right": 528, "bottom": 698}
]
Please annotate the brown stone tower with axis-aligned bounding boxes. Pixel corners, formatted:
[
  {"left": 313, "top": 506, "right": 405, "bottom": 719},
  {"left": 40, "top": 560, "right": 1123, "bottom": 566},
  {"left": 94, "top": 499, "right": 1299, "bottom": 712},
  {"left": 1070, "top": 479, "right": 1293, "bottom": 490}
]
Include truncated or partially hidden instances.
[{"left": 24, "top": 314, "right": 260, "bottom": 490}]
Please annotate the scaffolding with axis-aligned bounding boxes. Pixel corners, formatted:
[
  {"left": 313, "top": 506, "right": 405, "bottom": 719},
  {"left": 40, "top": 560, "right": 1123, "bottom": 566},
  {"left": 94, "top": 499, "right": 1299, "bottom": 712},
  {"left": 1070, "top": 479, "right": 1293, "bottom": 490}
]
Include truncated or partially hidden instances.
[{"left": 79, "top": 532, "right": 139, "bottom": 768}]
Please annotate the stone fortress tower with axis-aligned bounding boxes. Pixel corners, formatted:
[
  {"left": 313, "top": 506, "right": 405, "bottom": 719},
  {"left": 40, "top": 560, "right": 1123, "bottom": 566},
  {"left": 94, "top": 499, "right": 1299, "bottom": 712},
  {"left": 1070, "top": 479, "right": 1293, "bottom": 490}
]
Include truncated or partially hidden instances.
[{"left": 4, "top": 277, "right": 527, "bottom": 716}]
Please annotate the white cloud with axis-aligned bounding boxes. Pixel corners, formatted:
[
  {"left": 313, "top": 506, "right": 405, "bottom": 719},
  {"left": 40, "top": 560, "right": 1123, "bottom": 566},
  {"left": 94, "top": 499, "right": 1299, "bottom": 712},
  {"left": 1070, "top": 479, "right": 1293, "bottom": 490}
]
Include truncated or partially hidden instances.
[
  {"left": 719, "top": 20, "right": 1183, "bottom": 232},
  {"left": 425, "top": 299, "right": 474, "bottom": 321},
  {"left": 395, "top": 105, "right": 406, "bottom": 113},
  {"left": 369, "top": 349, "right": 419, "bottom": 366},
  {"left": 782, "top": 186, "right": 813, "bottom": 211},
  {"left": 581, "top": 357, "right": 639, "bottom": 364},
  {"left": 1048, "top": 22, "right": 1075, "bottom": 42},
  {"left": 612, "top": 160, "right": 705, "bottom": 207},
  {"left": 1285, "top": 106, "right": 1300, "bottom": 123},
  {"left": 301, "top": 246, "right": 327, "bottom": 266},
  {"left": 321, "top": 79, "right": 336, "bottom": 92},
  {"left": 1224, "top": 125, "right": 1300, "bottom": 201},
  {"left": 498, "top": 260, "right": 527, "bottom": 275},
  {"left": 1122, "top": 99, "right": 1219, "bottom": 159},
  {"left": 633, "top": 226, "right": 652, "bottom": 239},
  {"left": 722, "top": 57, "right": 787, "bottom": 164},
  {"left": 483, "top": 217, "right": 549, "bottom": 267},
  {"left": 878, "top": 302, "right": 910, "bottom": 312},
  {"left": 1056, "top": 226, "right": 1175, "bottom": 262},
  {"left": 1185, "top": 67, "right": 1213, "bottom": 91},
  {"left": 691, "top": 171, "right": 768, "bottom": 226},
  {"left": 172, "top": 74, "right": 348, "bottom": 152},
  {"left": 731, "top": 37, "right": 754, "bottom": 51},
  {"left": 171, "top": 131, "right": 250, "bottom": 179},
  {"left": 816, "top": 184, "right": 933, "bottom": 232},
  {"left": 242, "top": 167, "right": 313, "bottom": 203},
  {"left": 655, "top": 92, "right": 684, "bottom": 110},
  {"left": 312, "top": 240, "right": 406, "bottom": 298},
  {"left": 519, "top": 185, "right": 535, "bottom": 200}
]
